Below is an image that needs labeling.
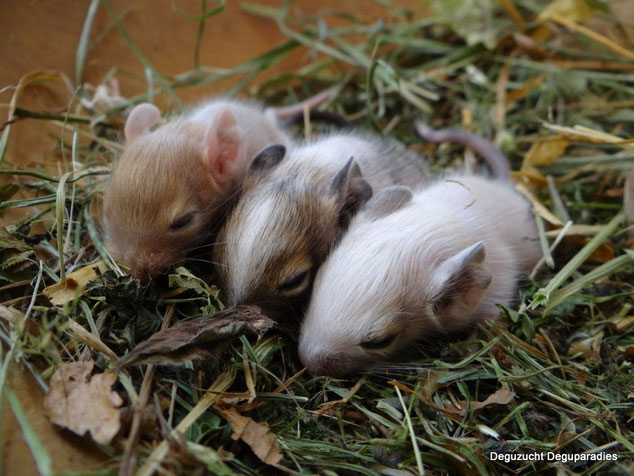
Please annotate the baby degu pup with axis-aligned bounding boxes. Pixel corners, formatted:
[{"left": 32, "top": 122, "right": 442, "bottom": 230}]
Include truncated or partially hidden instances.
[
  {"left": 212, "top": 123, "right": 517, "bottom": 323},
  {"left": 212, "top": 132, "right": 428, "bottom": 321},
  {"left": 298, "top": 176, "right": 541, "bottom": 376},
  {"left": 102, "top": 91, "right": 331, "bottom": 281}
]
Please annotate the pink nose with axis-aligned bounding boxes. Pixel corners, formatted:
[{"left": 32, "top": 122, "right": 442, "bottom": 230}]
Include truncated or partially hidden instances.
[
  {"left": 301, "top": 352, "right": 351, "bottom": 377},
  {"left": 131, "top": 260, "right": 164, "bottom": 282}
]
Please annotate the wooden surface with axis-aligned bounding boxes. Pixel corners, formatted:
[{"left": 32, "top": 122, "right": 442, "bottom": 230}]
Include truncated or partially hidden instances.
[
  {"left": 0, "top": 0, "right": 424, "bottom": 170},
  {"left": 0, "top": 1, "right": 423, "bottom": 473},
  {"left": 2, "top": 1, "right": 633, "bottom": 473}
]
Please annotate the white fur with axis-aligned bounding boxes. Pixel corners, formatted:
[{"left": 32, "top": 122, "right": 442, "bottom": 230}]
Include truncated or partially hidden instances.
[
  {"left": 226, "top": 197, "right": 277, "bottom": 304},
  {"left": 217, "top": 131, "right": 426, "bottom": 305},
  {"left": 286, "top": 135, "right": 383, "bottom": 174},
  {"left": 299, "top": 176, "right": 541, "bottom": 375},
  {"left": 188, "top": 99, "right": 291, "bottom": 157}
]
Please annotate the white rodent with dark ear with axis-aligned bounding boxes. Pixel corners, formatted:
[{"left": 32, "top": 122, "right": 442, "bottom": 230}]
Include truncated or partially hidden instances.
[
  {"left": 212, "top": 131, "right": 428, "bottom": 320},
  {"left": 102, "top": 91, "right": 332, "bottom": 282},
  {"left": 298, "top": 176, "right": 541, "bottom": 376}
]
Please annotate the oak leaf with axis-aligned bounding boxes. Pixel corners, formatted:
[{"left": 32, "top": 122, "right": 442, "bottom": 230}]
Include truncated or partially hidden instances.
[
  {"left": 444, "top": 386, "right": 515, "bottom": 416},
  {"left": 44, "top": 360, "right": 123, "bottom": 444},
  {"left": 221, "top": 408, "right": 283, "bottom": 465}
]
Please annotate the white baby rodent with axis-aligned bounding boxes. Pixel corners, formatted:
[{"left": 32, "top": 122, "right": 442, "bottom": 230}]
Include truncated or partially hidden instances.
[
  {"left": 212, "top": 131, "right": 427, "bottom": 318},
  {"left": 102, "top": 91, "right": 331, "bottom": 281},
  {"left": 298, "top": 176, "right": 541, "bottom": 376}
]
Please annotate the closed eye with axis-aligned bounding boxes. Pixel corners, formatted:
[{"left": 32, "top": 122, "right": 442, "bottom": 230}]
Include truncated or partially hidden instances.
[
  {"left": 169, "top": 212, "right": 195, "bottom": 231},
  {"left": 360, "top": 333, "right": 397, "bottom": 351},
  {"left": 278, "top": 269, "right": 311, "bottom": 295}
]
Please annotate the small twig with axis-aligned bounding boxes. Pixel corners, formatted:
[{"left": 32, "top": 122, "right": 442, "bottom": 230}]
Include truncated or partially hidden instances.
[
  {"left": 119, "top": 305, "right": 174, "bottom": 476},
  {"left": 538, "top": 328, "right": 566, "bottom": 380},
  {"left": 530, "top": 220, "right": 572, "bottom": 279},
  {"left": 72, "top": 318, "right": 118, "bottom": 362},
  {"left": 547, "top": 13, "right": 634, "bottom": 62},
  {"left": 0, "top": 262, "right": 43, "bottom": 397},
  {"left": 316, "top": 376, "right": 366, "bottom": 417},
  {"left": 136, "top": 369, "right": 235, "bottom": 476}
]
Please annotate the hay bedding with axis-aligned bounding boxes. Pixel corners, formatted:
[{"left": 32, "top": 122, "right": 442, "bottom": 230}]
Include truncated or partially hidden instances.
[{"left": 0, "top": 1, "right": 632, "bottom": 474}]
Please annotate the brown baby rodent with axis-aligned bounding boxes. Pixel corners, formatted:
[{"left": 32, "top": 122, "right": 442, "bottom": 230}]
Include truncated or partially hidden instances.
[{"left": 102, "top": 91, "right": 332, "bottom": 281}]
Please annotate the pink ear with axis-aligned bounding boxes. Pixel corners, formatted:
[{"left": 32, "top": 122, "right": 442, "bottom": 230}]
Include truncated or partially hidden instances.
[
  {"left": 204, "top": 108, "right": 247, "bottom": 188},
  {"left": 124, "top": 103, "right": 161, "bottom": 143},
  {"left": 432, "top": 242, "right": 492, "bottom": 319}
]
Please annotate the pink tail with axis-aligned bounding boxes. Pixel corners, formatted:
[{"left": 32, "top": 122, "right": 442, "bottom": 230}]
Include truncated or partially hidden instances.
[
  {"left": 415, "top": 121, "right": 511, "bottom": 179},
  {"left": 266, "top": 87, "right": 337, "bottom": 120}
]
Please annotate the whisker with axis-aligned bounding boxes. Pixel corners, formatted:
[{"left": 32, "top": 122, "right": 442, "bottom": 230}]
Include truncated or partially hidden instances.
[
  {"left": 184, "top": 258, "right": 215, "bottom": 264},
  {"left": 207, "top": 241, "right": 232, "bottom": 247},
  {"left": 188, "top": 243, "right": 215, "bottom": 252},
  {"left": 186, "top": 258, "right": 236, "bottom": 269}
]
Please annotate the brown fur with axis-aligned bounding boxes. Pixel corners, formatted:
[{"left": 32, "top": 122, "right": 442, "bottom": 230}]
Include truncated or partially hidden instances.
[
  {"left": 213, "top": 165, "right": 343, "bottom": 314},
  {"left": 104, "top": 123, "right": 223, "bottom": 277},
  {"left": 102, "top": 97, "right": 297, "bottom": 280},
  {"left": 212, "top": 132, "right": 427, "bottom": 320}
]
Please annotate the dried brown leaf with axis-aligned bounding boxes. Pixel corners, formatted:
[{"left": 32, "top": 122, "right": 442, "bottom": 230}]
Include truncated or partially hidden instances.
[
  {"left": 2, "top": 249, "right": 35, "bottom": 271},
  {"left": 506, "top": 73, "right": 548, "bottom": 104},
  {"left": 42, "top": 261, "right": 108, "bottom": 306},
  {"left": 515, "top": 183, "right": 564, "bottom": 227},
  {"left": 522, "top": 135, "right": 571, "bottom": 169},
  {"left": 608, "top": 316, "right": 634, "bottom": 332},
  {"left": 538, "top": 0, "right": 597, "bottom": 22},
  {"left": 44, "top": 361, "right": 123, "bottom": 445},
  {"left": 492, "top": 345, "right": 515, "bottom": 369},
  {"left": 220, "top": 408, "right": 283, "bottom": 465},
  {"left": 117, "top": 306, "right": 274, "bottom": 367},
  {"left": 569, "top": 332, "right": 604, "bottom": 363},
  {"left": 564, "top": 236, "right": 615, "bottom": 263},
  {"left": 444, "top": 386, "right": 515, "bottom": 416}
]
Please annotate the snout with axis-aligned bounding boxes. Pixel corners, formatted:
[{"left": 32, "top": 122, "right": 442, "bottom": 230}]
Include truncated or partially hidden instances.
[
  {"left": 130, "top": 258, "right": 168, "bottom": 282},
  {"left": 131, "top": 266, "right": 151, "bottom": 283},
  {"left": 299, "top": 346, "right": 359, "bottom": 377}
]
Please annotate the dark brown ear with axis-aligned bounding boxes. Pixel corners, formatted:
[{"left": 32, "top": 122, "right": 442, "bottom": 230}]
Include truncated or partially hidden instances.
[
  {"left": 250, "top": 144, "right": 286, "bottom": 171},
  {"left": 432, "top": 242, "right": 492, "bottom": 320},
  {"left": 330, "top": 157, "right": 373, "bottom": 228},
  {"left": 363, "top": 186, "right": 413, "bottom": 221}
]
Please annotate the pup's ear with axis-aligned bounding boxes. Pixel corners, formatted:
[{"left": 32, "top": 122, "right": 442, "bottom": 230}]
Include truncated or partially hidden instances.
[
  {"left": 432, "top": 241, "right": 492, "bottom": 320},
  {"left": 203, "top": 108, "right": 247, "bottom": 188},
  {"left": 330, "top": 157, "right": 373, "bottom": 228},
  {"left": 363, "top": 186, "right": 413, "bottom": 221},
  {"left": 124, "top": 103, "right": 161, "bottom": 143},
  {"left": 250, "top": 144, "right": 286, "bottom": 172}
]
